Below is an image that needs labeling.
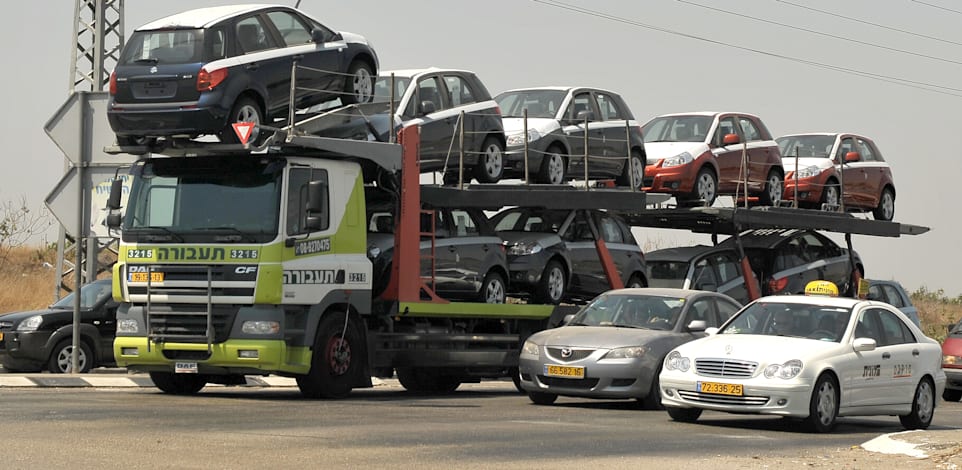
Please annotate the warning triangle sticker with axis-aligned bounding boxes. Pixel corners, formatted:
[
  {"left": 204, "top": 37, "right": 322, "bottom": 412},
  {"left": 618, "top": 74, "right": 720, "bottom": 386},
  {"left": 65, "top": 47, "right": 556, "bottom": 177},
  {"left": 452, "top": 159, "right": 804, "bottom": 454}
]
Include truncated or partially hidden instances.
[{"left": 232, "top": 122, "right": 255, "bottom": 145}]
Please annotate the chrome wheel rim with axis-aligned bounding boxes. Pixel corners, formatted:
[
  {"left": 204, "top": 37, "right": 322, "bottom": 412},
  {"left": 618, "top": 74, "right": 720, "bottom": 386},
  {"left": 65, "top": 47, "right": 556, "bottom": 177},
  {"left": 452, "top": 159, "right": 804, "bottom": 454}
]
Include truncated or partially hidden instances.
[
  {"left": 56, "top": 346, "right": 87, "bottom": 373},
  {"left": 917, "top": 380, "right": 934, "bottom": 424},
  {"left": 824, "top": 185, "right": 840, "bottom": 206},
  {"left": 482, "top": 144, "right": 503, "bottom": 179},
  {"left": 547, "top": 153, "right": 564, "bottom": 184},
  {"left": 484, "top": 277, "right": 505, "bottom": 304},
  {"left": 696, "top": 172, "right": 716, "bottom": 203},
  {"left": 815, "top": 380, "right": 837, "bottom": 426},
  {"left": 547, "top": 267, "right": 564, "bottom": 301},
  {"left": 353, "top": 68, "right": 373, "bottom": 103},
  {"left": 236, "top": 103, "right": 261, "bottom": 141},
  {"left": 881, "top": 192, "right": 894, "bottom": 220},
  {"left": 327, "top": 336, "right": 351, "bottom": 376},
  {"left": 769, "top": 174, "right": 783, "bottom": 203},
  {"left": 630, "top": 156, "right": 644, "bottom": 186}
]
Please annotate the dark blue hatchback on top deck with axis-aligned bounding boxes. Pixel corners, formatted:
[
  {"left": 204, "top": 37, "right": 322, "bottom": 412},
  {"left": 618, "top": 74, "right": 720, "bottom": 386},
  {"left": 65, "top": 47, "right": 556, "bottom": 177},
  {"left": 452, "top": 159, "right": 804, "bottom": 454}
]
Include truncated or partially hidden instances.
[{"left": 107, "top": 4, "right": 378, "bottom": 145}]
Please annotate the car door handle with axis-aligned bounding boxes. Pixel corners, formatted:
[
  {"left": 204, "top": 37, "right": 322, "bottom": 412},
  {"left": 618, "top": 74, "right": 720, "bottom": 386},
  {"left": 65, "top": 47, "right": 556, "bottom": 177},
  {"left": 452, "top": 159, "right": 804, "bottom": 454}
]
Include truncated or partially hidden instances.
[
  {"left": 882, "top": 352, "right": 891, "bottom": 359},
  {"left": 448, "top": 247, "right": 457, "bottom": 252},
  {"left": 246, "top": 63, "right": 259, "bottom": 71},
  {"left": 912, "top": 349, "right": 920, "bottom": 357}
]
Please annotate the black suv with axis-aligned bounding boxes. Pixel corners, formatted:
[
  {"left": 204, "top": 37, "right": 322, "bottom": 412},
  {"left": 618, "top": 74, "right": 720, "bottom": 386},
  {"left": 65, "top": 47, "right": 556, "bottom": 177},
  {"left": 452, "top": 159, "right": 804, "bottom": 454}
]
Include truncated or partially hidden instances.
[
  {"left": 491, "top": 208, "right": 647, "bottom": 304},
  {"left": 0, "top": 279, "right": 117, "bottom": 373}
]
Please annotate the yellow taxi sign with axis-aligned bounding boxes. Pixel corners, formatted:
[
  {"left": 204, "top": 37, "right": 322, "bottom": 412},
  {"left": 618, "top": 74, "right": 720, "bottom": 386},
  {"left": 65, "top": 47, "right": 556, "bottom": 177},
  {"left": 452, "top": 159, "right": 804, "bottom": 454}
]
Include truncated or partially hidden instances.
[{"left": 805, "top": 280, "right": 839, "bottom": 297}]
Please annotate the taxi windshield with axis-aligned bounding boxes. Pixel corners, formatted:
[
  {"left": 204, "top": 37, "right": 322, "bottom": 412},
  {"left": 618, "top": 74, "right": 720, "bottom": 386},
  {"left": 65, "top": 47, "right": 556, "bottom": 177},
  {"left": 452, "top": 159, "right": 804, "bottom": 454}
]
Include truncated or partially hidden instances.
[{"left": 719, "top": 301, "right": 851, "bottom": 342}]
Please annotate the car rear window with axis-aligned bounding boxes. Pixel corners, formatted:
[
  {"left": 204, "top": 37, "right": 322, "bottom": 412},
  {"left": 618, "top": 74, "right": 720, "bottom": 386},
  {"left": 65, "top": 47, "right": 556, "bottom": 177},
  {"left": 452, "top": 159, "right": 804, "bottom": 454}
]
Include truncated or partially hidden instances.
[
  {"left": 647, "top": 261, "right": 689, "bottom": 288},
  {"left": 121, "top": 29, "right": 206, "bottom": 65}
]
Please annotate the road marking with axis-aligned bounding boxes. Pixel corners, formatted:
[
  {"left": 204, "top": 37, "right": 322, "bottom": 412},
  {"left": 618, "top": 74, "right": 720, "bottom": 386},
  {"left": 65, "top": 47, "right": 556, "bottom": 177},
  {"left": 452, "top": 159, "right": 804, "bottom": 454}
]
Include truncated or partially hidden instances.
[
  {"left": 0, "top": 376, "right": 35, "bottom": 387},
  {"left": 861, "top": 430, "right": 927, "bottom": 458}
]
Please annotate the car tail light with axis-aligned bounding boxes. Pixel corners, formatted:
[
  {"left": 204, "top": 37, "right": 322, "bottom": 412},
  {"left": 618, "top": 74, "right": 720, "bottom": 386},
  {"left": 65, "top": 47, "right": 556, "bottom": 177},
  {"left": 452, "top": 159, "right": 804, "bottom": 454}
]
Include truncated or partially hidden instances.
[
  {"left": 769, "top": 277, "right": 789, "bottom": 294},
  {"left": 109, "top": 71, "right": 117, "bottom": 95},
  {"left": 494, "top": 105, "right": 502, "bottom": 116},
  {"left": 197, "top": 67, "right": 228, "bottom": 91}
]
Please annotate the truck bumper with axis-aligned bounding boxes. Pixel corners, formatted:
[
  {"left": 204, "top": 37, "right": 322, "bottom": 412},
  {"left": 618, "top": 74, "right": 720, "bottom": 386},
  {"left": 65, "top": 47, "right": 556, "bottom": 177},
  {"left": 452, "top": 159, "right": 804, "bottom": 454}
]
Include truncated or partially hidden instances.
[{"left": 113, "top": 337, "right": 311, "bottom": 375}]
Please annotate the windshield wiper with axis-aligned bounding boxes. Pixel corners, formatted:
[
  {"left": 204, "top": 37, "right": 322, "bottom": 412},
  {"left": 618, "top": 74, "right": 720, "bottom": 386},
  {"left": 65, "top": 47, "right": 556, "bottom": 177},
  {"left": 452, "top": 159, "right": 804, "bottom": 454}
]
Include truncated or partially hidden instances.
[
  {"left": 134, "top": 58, "right": 159, "bottom": 64},
  {"left": 196, "top": 226, "right": 265, "bottom": 243},
  {"left": 611, "top": 323, "right": 647, "bottom": 329},
  {"left": 131, "top": 226, "right": 184, "bottom": 242}
]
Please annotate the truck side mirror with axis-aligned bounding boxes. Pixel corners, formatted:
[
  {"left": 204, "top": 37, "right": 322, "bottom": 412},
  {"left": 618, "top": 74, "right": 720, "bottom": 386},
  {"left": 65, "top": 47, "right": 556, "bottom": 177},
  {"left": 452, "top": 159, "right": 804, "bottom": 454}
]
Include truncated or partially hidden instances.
[
  {"left": 106, "top": 213, "right": 122, "bottom": 229},
  {"left": 305, "top": 180, "right": 328, "bottom": 231},
  {"left": 107, "top": 179, "right": 123, "bottom": 210}
]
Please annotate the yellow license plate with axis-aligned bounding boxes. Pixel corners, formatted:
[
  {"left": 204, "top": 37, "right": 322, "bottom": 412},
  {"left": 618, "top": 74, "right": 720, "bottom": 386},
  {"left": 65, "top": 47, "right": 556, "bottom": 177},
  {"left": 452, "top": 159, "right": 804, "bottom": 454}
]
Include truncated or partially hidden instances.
[
  {"left": 699, "top": 381, "right": 743, "bottom": 396},
  {"left": 0, "top": 332, "right": 4, "bottom": 341},
  {"left": 545, "top": 364, "right": 585, "bottom": 379},
  {"left": 130, "top": 272, "right": 164, "bottom": 283}
]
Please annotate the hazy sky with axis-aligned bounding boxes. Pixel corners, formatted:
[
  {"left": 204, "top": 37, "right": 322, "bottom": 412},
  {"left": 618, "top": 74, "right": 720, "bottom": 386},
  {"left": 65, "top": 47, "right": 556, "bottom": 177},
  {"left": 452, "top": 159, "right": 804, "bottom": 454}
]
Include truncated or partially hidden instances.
[{"left": 1, "top": 0, "right": 958, "bottom": 296}]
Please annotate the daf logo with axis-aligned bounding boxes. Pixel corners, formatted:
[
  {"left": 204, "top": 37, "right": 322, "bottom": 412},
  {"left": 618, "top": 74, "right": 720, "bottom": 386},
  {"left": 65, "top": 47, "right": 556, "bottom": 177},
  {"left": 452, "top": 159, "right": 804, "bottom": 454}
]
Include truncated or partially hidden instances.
[
  {"left": 725, "top": 344, "right": 733, "bottom": 355},
  {"left": 150, "top": 66, "right": 158, "bottom": 74},
  {"left": 235, "top": 266, "right": 257, "bottom": 274},
  {"left": 561, "top": 348, "right": 572, "bottom": 358}
]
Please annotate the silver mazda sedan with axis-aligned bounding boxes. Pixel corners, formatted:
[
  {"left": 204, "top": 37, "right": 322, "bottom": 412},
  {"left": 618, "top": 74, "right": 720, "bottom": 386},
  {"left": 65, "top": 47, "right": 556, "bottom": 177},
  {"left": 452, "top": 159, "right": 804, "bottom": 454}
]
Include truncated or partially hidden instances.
[{"left": 518, "top": 288, "right": 741, "bottom": 408}]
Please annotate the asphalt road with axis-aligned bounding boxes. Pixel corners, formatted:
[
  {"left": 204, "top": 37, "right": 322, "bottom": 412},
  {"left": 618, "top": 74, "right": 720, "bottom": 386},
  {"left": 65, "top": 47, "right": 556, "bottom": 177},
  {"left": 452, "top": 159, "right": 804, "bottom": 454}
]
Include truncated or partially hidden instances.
[{"left": 1, "top": 381, "right": 960, "bottom": 469}]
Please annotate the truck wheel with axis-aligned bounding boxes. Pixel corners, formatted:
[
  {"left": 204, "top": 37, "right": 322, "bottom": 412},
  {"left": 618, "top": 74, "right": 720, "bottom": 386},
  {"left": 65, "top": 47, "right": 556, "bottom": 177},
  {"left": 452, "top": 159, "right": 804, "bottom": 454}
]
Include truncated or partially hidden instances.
[
  {"left": 219, "top": 96, "right": 265, "bottom": 145},
  {"left": 342, "top": 61, "right": 374, "bottom": 104},
  {"left": 149, "top": 372, "right": 207, "bottom": 395},
  {"left": 479, "top": 271, "right": 506, "bottom": 304},
  {"left": 48, "top": 339, "right": 93, "bottom": 373},
  {"left": 397, "top": 368, "right": 460, "bottom": 393},
  {"left": 536, "top": 145, "right": 566, "bottom": 185},
  {"left": 296, "top": 310, "right": 363, "bottom": 399},
  {"left": 616, "top": 149, "right": 645, "bottom": 188},
  {"left": 475, "top": 137, "right": 504, "bottom": 183},
  {"left": 534, "top": 260, "right": 566, "bottom": 305}
]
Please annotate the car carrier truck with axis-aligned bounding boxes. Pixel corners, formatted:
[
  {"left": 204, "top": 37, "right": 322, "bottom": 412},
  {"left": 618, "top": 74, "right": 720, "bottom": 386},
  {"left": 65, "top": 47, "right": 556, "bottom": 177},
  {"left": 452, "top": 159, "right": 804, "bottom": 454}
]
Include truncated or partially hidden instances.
[{"left": 105, "top": 125, "right": 650, "bottom": 397}]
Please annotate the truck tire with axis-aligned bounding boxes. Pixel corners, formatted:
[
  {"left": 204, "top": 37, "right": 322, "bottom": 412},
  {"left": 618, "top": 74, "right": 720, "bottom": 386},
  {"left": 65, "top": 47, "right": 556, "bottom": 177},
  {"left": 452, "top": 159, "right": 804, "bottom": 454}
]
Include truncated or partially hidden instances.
[
  {"left": 296, "top": 310, "right": 363, "bottom": 399},
  {"left": 149, "top": 372, "right": 207, "bottom": 395},
  {"left": 48, "top": 339, "right": 93, "bottom": 373},
  {"left": 397, "top": 368, "right": 460, "bottom": 394}
]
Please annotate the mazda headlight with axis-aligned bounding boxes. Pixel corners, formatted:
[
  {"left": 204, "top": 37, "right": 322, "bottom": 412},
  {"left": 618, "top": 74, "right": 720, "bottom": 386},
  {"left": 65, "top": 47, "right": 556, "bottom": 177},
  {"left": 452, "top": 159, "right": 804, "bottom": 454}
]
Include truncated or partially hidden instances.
[
  {"left": 664, "top": 350, "right": 690, "bottom": 372},
  {"left": 506, "top": 129, "right": 542, "bottom": 146},
  {"left": 17, "top": 315, "right": 43, "bottom": 332},
  {"left": 662, "top": 151, "right": 693, "bottom": 168},
  {"left": 603, "top": 346, "right": 647, "bottom": 359},
  {"left": 763, "top": 359, "right": 803, "bottom": 379},
  {"left": 795, "top": 165, "right": 822, "bottom": 178},
  {"left": 521, "top": 340, "right": 540, "bottom": 358},
  {"left": 506, "top": 242, "right": 542, "bottom": 256}
]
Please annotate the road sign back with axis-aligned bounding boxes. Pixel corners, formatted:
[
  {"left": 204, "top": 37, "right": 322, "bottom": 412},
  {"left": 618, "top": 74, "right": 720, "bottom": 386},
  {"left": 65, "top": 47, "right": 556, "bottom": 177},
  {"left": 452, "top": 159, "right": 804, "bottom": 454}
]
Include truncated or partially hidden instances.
[{"left": 232, "top": 122, "right": 255, "bottom": 145}]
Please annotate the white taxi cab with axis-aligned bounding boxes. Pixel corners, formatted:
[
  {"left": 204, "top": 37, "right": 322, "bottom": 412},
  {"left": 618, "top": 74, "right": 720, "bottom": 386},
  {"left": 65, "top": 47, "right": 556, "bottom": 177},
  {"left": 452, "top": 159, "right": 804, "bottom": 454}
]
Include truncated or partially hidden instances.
[{"left": 658, "top": 281, "right": 945, "bottom": 432}]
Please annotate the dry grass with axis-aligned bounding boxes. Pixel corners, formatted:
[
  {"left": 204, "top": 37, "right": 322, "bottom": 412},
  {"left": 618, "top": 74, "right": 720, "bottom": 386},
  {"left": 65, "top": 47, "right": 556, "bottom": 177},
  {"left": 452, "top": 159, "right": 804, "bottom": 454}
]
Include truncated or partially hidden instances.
[
  {"left": 0, "top": 246, "right": 65, "bottom": 313},
  {"left": 915, "top": 296, "right": 962, "bottom": 342}
]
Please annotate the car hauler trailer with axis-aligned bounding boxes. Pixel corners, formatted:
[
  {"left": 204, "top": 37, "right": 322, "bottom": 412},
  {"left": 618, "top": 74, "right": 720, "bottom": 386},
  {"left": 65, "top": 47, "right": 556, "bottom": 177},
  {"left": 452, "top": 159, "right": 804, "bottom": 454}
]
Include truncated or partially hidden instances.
[{"left": 105, "top": 125, "right": 650, "bottom": 397}]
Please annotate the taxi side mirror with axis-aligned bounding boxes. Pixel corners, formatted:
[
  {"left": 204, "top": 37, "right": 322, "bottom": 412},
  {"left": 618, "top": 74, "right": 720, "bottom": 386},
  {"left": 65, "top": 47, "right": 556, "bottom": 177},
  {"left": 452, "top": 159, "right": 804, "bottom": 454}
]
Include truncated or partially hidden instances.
[
  {"left": 687, "top": 320, "right": 708, "bottom": 332},
  {"left": 853, "top": 337, "right": 876, "bottom": 352}
]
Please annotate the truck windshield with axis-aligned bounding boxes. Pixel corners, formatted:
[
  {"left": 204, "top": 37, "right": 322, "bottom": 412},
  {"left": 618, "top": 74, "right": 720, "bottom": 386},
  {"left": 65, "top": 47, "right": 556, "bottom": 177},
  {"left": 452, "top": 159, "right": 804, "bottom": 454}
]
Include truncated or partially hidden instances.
[{"left": 122, "top": 156, "right": 283, "bottom": 243}]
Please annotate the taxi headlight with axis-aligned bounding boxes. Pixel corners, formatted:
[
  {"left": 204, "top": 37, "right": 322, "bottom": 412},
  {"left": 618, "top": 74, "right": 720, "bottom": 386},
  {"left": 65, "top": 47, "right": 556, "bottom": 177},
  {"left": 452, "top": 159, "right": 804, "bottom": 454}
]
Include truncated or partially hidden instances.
[
  {"left": 603, "top": 346, "right": 647, "bottom": 359},
  {"left": 664, "top": 350, "right": 690, "bottom": 372},
  {"left": 521, "top": 340, "right": 540, "bottom": 358},
  {"left": 764, "top": 359, "right": 803, "bottom": 379},
  {"left": 242, "top": 321, "right": 280, "bottom": 335},
  {"left": 662, "top": 151, "right": 693, "bottom": 168},
  {"left": 117, "top": 319, "right": 139, "bottom": 334},
  {"left": 944, "top": 355, "right": 962, "bottom": 365}
]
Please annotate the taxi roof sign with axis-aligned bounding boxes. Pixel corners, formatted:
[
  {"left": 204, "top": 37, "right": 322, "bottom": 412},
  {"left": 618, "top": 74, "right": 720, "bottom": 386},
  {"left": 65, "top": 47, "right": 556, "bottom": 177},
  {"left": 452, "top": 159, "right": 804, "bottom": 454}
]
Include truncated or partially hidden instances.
[{"left": 805, "top": 280, "right": 839, "bottom": 297}]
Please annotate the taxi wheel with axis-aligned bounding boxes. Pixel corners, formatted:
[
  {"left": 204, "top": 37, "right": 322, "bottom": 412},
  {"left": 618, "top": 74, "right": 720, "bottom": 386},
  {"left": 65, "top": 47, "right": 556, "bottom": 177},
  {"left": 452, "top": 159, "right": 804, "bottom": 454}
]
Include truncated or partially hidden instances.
[
  {"left": 944, "top": 389, "right": 962, "bottom": 402},
  {"left": 805, "top": 373, "right": 838, "bottom": 433},
  {"left": 900, "top": 377, "right": 935, "bottom": 430},
  {"left": 149, "top": 372, "right": 206, "bottom": 395},
  {"left": 528, "top": 391, "right": 558, "bottom": 405},
  {"left": 666, "top": 406, "right": 702, "bottom": 423}
]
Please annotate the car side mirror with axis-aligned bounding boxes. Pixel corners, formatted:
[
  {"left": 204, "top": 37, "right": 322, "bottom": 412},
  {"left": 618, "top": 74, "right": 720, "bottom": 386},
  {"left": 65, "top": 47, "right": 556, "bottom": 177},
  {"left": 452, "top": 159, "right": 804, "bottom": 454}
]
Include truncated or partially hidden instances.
[
  {"left": 687, "top": 320, "right": 708, "bottom": 332},
  {"left": 722, "top": 133, "right": 740, "bottom": 145},
  {"left": 420, "top": 100, "right": 437, "bottom": 115},
  {"left": 845, "top": 151, "right": 860, "bottom": 162},
  {"left": 562, "top": 314, "right": 575, "bottom": 325},
  {"left": 853, "top": 337, "right": 876, "bottom": 352},
  {"left": 705, "top": 327, "right": 719, "bottom": 336},
  {"left": 576, "top": 109, "right": 595, "bottom": 122}
]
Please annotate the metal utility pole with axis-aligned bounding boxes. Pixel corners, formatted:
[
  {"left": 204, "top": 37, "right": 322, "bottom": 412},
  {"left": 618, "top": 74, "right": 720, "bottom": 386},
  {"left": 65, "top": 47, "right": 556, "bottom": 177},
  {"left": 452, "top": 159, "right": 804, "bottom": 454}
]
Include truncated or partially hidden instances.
[{"left": 56, "top": 0, "right": 124, "bottom": 301}]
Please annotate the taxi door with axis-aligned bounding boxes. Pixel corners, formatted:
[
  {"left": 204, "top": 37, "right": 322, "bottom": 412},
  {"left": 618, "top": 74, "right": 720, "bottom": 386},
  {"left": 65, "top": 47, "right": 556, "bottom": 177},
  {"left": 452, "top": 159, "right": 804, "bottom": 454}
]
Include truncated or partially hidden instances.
[
  {"left": 842, "top": 308, "right": 893, "bottom": 407},
  {"left": 874, "top": 308, "right": 924, "bottom": 403}
]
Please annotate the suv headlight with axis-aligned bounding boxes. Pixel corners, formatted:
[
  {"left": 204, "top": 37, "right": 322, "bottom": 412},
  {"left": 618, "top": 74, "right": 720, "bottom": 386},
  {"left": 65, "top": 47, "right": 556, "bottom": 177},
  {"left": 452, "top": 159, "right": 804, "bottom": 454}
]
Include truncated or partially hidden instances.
[
  {"left": 664, "top": 350, "right": 690, "bottom": 372},
  {"left": 795, "top": 165, "right": 821, "bottom": 178},
  {"left": 506, "top": 242, "right": 542, "bottom": 256},
  {"left": 521, "top": 340, "right": 540, "bottom": 358},
  {"left": 506, "top": 129, "right": 542, "bottom": 146},
  {"left": 603, "top": 346, "right": 647, "bottom": 359},
  {"left": 763, "top": 359, "right": 803, "bottom": 379},
  {"left": 662, "top": 151, "right": 693, "bottom": 168},
  {"left": 17, "top": 315, "right": 43, "bottom": 332}
]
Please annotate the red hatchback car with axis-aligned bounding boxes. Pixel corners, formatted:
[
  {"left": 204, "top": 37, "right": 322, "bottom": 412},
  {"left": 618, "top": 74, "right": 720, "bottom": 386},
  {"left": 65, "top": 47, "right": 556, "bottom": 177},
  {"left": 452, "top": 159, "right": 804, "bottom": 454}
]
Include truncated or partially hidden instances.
[
  {"left": 777, "top": 133, "right": 896, "bottom": 221},
  {"left": 943, "top": 322, "right": 962, "bottom": 401},
  {"left": 642, "top": 112, "right": 784, "bottom": 207}
]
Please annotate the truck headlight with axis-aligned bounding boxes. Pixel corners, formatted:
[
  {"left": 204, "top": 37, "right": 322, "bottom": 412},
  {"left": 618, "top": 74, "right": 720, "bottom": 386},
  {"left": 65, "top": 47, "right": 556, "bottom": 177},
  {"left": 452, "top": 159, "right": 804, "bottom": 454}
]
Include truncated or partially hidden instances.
[
  {"left": 17, "top": 315, "right": 42, "bottom": 332},
  {"left": 763, "top": 359, "right": 803, "bottom": 379},
  {"left": 603, "top": 346, "right": 647, "bottom": 359},
  {"left": 521, "top": 340, "right": 540, "bottom": 358},
  {"left": 117, "top": 319, "right": 139, "bottom": 334},
  {"left": 662, "top": 151, "right": 693, "bottom": 168},
  {"left": 242, "top": 321, "right": 280, "bottom": 335}
]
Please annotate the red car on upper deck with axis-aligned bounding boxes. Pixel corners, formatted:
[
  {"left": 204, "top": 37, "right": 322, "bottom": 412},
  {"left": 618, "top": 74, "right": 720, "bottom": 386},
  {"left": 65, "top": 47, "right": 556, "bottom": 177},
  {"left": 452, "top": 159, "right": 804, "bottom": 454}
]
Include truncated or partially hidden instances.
[
  {"left": 641, "top": 112, "right": 783, "bottom": 207},
  {"left": 777, "top": 133, "right": 896, "bottom": 221}
]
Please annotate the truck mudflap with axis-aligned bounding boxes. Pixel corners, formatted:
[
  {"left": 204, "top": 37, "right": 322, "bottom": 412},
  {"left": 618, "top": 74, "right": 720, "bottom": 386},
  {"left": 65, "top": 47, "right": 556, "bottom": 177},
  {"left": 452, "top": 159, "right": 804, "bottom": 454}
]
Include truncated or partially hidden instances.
[{"left": 113, "top": 337, "right": 312, "bottom": 375}]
